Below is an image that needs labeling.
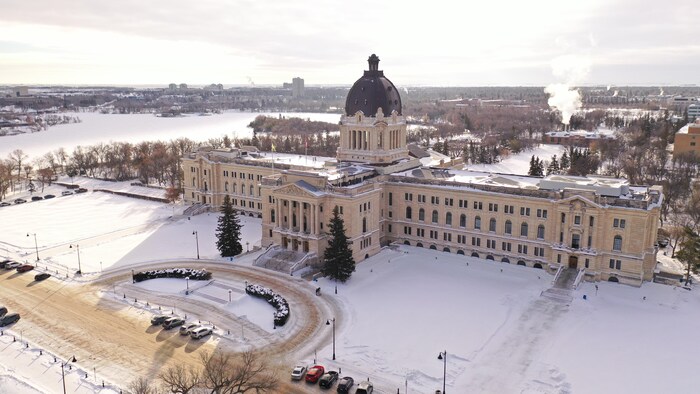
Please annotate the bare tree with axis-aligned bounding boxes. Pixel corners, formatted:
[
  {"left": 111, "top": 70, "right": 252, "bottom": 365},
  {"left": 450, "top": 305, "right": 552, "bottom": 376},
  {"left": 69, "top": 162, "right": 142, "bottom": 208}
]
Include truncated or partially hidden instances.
[
  {"left": 158, "top": 364, "right": 201, "bottom": 394},
  {"left": 8, "top": 149, "right": 27, "bottom": 187},
  {"left": 199, "top": 350, "right": 278, "bottom": 394},
  {"left": 127, "top": 376, "right": 160, "bottom": 394}
]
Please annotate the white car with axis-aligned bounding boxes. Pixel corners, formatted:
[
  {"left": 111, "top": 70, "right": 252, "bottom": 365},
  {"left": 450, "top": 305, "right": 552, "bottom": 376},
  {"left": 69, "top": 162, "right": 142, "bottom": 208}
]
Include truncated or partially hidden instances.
[
  {"left": 190, "top": 326, "right": 212, "bottom": 339},
  {"left": 179, "top": 322, "right": 200, "bottom": 336},
  {"left": 61, "top": 190, "right": 73, "bottom": 196},
  {"left": 290, "top": 365, "right": 307, "bottom": 380}
]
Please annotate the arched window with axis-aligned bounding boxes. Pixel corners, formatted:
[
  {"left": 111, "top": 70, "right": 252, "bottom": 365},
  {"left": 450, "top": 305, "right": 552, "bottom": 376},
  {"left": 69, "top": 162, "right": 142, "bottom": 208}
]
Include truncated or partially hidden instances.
[
  {"left": 520, "top": 222, "right": 528, "bottom": 237},
  {"left": 460, "top": 214, "right": 466, "bottom": 228},
  {"left": 241, "top": 183, "right": 245, "bottom": 195},
  {"left": 432, "top": 210, "right": 438, "bottom": 224},
  {"left": 363, "top": 217, "right": 367, "bottom": 233},
  {"left": 271, "top": 209, "right": 276, "bottom": 223},
  {"left": 250, "top": 185, "right": 254, "bottom": 196},
  {"left": 537, "top": 225, "right": 545, "bottom": 239},
  {"left": 489, "top": 218, "right": 496, "bottom": 232},
  {"left": 192, "top": 177, "right": 196, "bottom": 187},
  {"left": 224, "top": 182, "right": 229, "bottom": 192},
  {"left": 232, "top": 183, "right": 237, "bottom": 194},
  {"left": 204, "top": 181, "right": 208, "bottom": 192},
  {"left": 419, "top": 208, "right": 425, "bottom": 221},
  {"left": 474, "top": 216, "right": 481, "bottom": 230},
  {"left": 613, "top": 235, "right": 622, "bottom": 251},
  {"left": 445, "top": 212, "right": 452, "bottom": 226},
  {"left": 406, "top": 207, "right": 412, "bottom": 220},
  {"left": 505, "top": 220, "right": 512, "bottom": 235}
]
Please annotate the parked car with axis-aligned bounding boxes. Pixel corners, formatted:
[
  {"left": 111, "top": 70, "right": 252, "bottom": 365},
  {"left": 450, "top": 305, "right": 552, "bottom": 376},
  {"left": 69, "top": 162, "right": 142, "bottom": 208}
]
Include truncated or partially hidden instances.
[
  {"left": 16, "top": 264, "right": 34, "bottom": 273},
  {"left": 356, "top": 381, "right": 373, "bottom": 394},
  {"left": 75, "top": 188, "right": 88, "bottom": 193},
  {"left": 31, "top": 196, "right": 43, "bottom": 201},
  {"left": 163, "top": 317, "right": 185, "bottom": 329},
  {"left": 14, "top": 198, "right": 26, "bottom": 204},
  {"left": 337, "top": 376, "right": 354, "bottom": 393},
  {"left": 658, "top": 238, "right": 669, "bottom": 248},
  {"left": 34, "top": 273, "right": 51, "bottom": 281},
  {"left": 0, "top": 260, "right": 11, "bottom": 268},
  {"left": 4, "top": 262, "right": 21, "bottom": 270},
  {"left": 319, "top": 371, "right": 339, "bottom": 389},
  {"left": 44, "top": 194, "right": 55, "bottom": 199},
  {"left": 61, "top": 190, "right": 73, "bottom": 196},
  {"left": 0, "top": 306, "right": 7, "bottom": 319},
  {"left": 0, "top": 202, "right": 11, "bottom": 207},
  {"left": 190, "top": 326, "right": 212, "bottom": 339},
  {"left": 305, "top": 365, "right": 325, "bottom": 383},
  {"left": 291, "top": 365, "right": 307, "bottom": 380},
  {"left": 150, "top": 315, "right": 169, "bottom": 325},
  {"left": 0, "top": 313, "right": 20, "bottom": 327},
  {"left": 179, "top": 322, "right": 200, "bottom": 335}
]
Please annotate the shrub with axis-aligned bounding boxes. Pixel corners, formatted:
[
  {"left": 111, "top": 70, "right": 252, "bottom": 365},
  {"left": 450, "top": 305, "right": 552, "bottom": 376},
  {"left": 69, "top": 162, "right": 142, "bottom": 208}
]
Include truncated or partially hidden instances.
[
  {"left": 245, "top": 283, "right": 290, "bottom": 326},
  {"left": 133, "top": 268, "right": 211, "bottom": 282}
]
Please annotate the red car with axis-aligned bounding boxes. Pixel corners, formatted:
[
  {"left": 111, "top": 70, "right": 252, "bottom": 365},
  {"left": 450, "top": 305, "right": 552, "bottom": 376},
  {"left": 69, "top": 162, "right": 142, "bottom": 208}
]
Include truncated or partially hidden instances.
[
  {"left": 16, "top": 264, "right": 34, "bottom": 273},
  {"left": 305, "top": 365, "right": 325, "bottom": 383}
]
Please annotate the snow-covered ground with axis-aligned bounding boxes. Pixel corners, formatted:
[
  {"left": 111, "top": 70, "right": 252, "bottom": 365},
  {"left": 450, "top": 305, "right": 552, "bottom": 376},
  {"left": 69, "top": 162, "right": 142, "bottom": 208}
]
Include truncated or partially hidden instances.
[
  {"left": 314, "top": 246, "right": 700, "bottom": 393},
  {"left": 466, "top": 144, "right": 567, "bottom": 175},
  {"left": 0, "top": 111, "right": 339, "bottom": 159}
]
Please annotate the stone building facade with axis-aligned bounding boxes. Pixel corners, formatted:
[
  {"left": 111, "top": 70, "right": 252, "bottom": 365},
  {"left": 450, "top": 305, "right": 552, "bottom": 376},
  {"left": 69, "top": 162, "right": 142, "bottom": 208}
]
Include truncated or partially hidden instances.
[{"left": 182, "top": 55, "right": 662, "bottom": 286}]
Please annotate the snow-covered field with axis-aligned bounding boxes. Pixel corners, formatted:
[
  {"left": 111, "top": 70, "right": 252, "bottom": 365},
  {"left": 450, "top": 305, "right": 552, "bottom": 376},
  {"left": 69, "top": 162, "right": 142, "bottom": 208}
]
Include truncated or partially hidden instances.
[
  {"left": 315, "top": 246, "right": 700, "bottom": 393},
  {"left": 0, "top": 111, "right": 340, "bottom": 159},
  {"left": 466, "top": 144, "right": 567, "bottom": 175}
]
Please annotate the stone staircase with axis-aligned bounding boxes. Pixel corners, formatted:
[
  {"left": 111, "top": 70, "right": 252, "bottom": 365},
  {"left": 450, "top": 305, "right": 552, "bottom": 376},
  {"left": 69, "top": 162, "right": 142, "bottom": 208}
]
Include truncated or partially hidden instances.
[
  {"left": 541, "top": 267, "right": 579, "bottom": 304},
  {"left": 254, "top": 246, "right": 309, "bottom": 274},
  {"left": 184, "top": 203, "right": 209, "bottom": 216}
]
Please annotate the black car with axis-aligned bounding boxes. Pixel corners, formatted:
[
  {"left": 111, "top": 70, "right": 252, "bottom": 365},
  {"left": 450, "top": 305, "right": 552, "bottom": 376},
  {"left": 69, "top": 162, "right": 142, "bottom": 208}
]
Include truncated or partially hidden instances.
[
  {"left": 0, "top": 202, "right": 10, "bottom": 207},
  {"left": 14, "top": 198, "right": 27, "bottom": 204},
  {"left": 0, "top": 260, "right": 11, "bottom": 269},
  {"left": 35, "top": 272, "right": 51, "bottom": 281},
  {"left": 44, "top": 194, "right": 55, "bottom": 199},
  {"left": 31, "top": 196, "right": 43, "bottom": 201},
  {"left": 150, "top": 315, "right": 170, "bottom": 325},
  {"left": 319, "top": 371, "right": 339, "bottom": 389},
  {"left": 0, "top": 313, "right": 20, "bottom": 327},
  {"left": 0, "top": 306, "right": 7, "bottom": 319},
  {"left": 75, "top": 188, "right": 88, "bottom": 193},
  {"left": 337, "top": 376, "right": 354, "bottom": 393}
]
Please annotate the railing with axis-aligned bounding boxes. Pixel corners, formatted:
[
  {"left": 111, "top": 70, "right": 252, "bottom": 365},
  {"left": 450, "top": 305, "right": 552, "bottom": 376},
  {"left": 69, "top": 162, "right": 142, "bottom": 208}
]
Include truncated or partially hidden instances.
[
  {"left": 290, "top": 252, "right": 316, "bottom": 275},
  {"left": 552, "top": 266, "right": 564, "bottom": 284},
  {"left": 573, "top": 269, "right": 586, "bottom": 289}
]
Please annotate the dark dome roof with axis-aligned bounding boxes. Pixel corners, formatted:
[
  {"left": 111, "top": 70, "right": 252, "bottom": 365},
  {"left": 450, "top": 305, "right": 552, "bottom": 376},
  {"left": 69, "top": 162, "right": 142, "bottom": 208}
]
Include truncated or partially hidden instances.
[{"left": 345, "top": 54, "right": 402, "bottom": 116}]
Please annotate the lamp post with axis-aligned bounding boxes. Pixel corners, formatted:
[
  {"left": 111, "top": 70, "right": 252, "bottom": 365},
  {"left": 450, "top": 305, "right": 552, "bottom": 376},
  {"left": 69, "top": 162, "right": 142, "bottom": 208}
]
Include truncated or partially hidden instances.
[
  {"left": 437, "top": 351, "right": 447, "bottom": 394},
  {"left": 69, "top": 244, "right": 82, "bottom": 274},
  {"left": 246, "top": 241, "right": 250, "bottom": 252},
  {"left": 61, "top": 355, "right": 77, "bottom": 394},
  {"left": 326, "top": 317, "right": 336, "bottom": 360},
  {"left": 192, "top": 231, "right": 200, "bottom": 259},
  {"left": 186, "top": 276, "right": 190, "bottom": 295},
  {"left": 228, "top": 289, "right": 232, "bottom": 302},
  {"left": 131, "top": 269, "right": 135, "bottom": 283},
  {"left": 26, "top": 233, "right": 39, "bottom": 261}
]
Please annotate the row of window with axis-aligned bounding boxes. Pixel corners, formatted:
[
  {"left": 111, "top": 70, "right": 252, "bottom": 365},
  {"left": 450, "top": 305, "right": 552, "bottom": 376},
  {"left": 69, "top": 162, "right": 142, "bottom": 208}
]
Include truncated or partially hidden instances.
[
  {"left": 394, "top": 193, "right": 549, "bottom": 218},
  {"left": 399, "top": 226, "right": 543, "bottom": 256},
  {"left": 223, "top": 182, "right": 259, "bottom": 197}
]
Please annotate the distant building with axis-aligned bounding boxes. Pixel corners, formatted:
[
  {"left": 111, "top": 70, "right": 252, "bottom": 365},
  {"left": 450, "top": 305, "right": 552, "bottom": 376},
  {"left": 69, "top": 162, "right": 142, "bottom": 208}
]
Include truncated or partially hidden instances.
[
  {"left": 13, "top": 86, "right": 29, "bottom": 97},
  {"left": 543, "top": 130, "right": 616, "bottom": 147},
  {"left": 168, "top": 83, "right": 177, "bottom": 90},
  {"left": 673, "top": 120, "right": 700, "bottom": 158},
  {"left": 179, "top": 83, "right": 188, "bottom": 89},
  {"left": 688, "top": 103, "right": 700, "bottom": 121},
  {"left": 292, "top": 77, "right": 304, "bottom": 98}
]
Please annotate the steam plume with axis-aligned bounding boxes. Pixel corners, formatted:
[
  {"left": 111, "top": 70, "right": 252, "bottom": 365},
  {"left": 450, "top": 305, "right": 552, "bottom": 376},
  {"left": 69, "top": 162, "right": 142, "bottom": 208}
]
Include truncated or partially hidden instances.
[{"left": 545, "top": 54, "right": 590, "bottom": 125}]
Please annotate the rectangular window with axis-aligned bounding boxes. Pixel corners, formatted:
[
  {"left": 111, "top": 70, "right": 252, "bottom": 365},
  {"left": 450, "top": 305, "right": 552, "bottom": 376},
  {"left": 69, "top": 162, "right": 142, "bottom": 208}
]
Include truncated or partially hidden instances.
[
  {"left": 589, "top": 216, "right": 594, "bottom": 227},
  {"left": 561, "top": 213, "right": 566, "bottom": 223},
  {"left": 585, "top": 258, "right": 589, "bottom": 268},
  {"left": 620, "top": 219, "right": 626, "bottom": 229},
  {"left": 574, "top": 215, "right": 581, "bottom": 225},
  {"left": 609, "top": 259, "right": 615, "bottom": 269},
  {"left": 537, "top": 209, "right": 547, "bottom": 218},
  {"left": 388, "top": 211, "right": 393, "bottom": 218},
  {"left": 587, "top": 236, "right": 592, "bottom": 248},
  {"left": 613, "top": 218, "right": 619, "bottom": 227},
  {"left": 557, "top": 254, "right": 561, "bottom": 263},
  {"left": 389, "top": 192, "right": 393, "bottom": 206}
]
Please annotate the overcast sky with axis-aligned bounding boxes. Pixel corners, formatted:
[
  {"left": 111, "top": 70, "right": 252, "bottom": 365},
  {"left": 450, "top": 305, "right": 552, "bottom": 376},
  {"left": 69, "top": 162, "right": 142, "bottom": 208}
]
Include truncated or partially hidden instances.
[{"left": 1, "top": 0, "right": 698, "bottom": 86}]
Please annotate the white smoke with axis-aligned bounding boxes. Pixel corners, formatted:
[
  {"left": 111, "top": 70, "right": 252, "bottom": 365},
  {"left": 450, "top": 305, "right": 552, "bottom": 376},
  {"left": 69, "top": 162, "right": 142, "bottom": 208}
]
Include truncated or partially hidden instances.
[
  {"left": 613, "top": 90, "right": 619, "bottom": 97},
  {"left": 659, "top": 87, "right": 664, "bottom": 96},
  {"left": 545, "top": 54, "right": 590, "bottom": 125}
]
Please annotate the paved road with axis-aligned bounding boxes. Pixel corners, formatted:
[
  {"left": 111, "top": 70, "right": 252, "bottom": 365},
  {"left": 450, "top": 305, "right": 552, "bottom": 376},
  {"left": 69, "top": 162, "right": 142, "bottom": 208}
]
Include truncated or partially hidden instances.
[{"left": 0, "top": 260, "right": 343, "bottom": 393}]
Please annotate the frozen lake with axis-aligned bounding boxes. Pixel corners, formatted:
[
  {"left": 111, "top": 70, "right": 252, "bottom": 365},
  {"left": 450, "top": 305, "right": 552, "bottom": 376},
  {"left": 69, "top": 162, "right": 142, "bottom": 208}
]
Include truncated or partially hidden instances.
[{"left": 0, "top": 111, "right": 340, "bottom": 159}]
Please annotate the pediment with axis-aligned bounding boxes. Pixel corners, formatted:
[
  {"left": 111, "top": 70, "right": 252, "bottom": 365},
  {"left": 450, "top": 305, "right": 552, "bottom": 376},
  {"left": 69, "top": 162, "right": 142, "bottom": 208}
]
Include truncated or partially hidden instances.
[
  {"left": 274, "top": 183, "right": 321, "bottom": 198},
  {"left": 557, "top": 195, "right": 601, "bottom": 209}
]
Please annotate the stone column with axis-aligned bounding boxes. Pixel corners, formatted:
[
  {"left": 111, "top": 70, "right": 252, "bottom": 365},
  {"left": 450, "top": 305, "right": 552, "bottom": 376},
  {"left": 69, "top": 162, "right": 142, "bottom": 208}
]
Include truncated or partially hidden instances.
[{"left": 287, "top": 199, "right": 292, "bottom": 230}]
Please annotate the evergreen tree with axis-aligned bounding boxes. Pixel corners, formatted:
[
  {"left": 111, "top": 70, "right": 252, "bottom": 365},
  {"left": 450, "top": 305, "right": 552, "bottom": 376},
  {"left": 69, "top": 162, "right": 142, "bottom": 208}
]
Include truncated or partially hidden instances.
[
  {"left": 560, "top": 150, "right": 570, "bottom": 170},
  {"left": 442, "top": 139, "right": 450, "bottom": 156},
  {"left": 675, "top": 226, "right": 700, "bottom": 286},
  {"left": 322, "top": 206, "right": 356, "bottom": 283},
  {"left": 547, "top": 154, "right": 560, "bottom": 175},
  {"left": 528, "top": 155, "right": 544, "bottom": 176},
  {"left": 215, "top": 195, "right": 242, "bottom": 257}
]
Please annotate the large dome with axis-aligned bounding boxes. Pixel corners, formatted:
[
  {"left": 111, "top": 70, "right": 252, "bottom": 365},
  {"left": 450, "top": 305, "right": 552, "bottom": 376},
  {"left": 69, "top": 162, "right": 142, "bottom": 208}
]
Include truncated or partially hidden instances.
[{"left": 345, "top": 54, "right": 402, "bottom": 117}]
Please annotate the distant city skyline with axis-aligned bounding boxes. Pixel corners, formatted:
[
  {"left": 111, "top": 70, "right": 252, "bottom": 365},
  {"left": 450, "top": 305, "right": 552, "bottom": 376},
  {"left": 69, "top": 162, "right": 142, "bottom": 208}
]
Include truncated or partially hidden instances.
[{"left": 1, "top": 0, "right": 698, "bottom": 86}]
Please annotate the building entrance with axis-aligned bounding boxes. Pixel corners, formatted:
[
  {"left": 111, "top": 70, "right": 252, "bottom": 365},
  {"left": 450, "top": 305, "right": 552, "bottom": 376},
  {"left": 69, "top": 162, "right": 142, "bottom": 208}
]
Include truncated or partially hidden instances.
[{"left": 568, "top": 256, "right": 578, "bottom": 269}]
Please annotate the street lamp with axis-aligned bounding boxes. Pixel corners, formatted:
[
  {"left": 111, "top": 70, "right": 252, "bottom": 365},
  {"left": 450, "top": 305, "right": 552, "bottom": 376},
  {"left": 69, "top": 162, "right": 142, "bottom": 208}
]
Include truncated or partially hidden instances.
[
  {"left": 61, "top": 355, "right": 77, "bottom": 394},
  {"left": 26, "top": 233, "right": 39, "bottom": 261},
  {"left": 437, "top": 350, "right": 447, "bottom": 394},
  {"left": 246, "top": 241, "right": 250, "bottom": 252},
  {"left": 228, "top": 289, "right": 232, "bottom": 302},
  {"left": 326, "top": 318, "right": 336, "bottom": 360},
  {"left": 185, "top": 276, "right": 190, "bottom": 295},
  {"left": 69, "top": 244, "right": 82, "bottom": 275},
  {"left": 192, "top": 231, "right": 200, "bottom": 259}
]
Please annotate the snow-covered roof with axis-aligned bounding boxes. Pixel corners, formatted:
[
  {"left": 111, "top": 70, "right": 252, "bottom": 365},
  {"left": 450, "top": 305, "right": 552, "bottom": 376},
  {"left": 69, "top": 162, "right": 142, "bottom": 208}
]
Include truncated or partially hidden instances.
[{"left": 545, "top": 128, "right": 616, "bottom": 139}]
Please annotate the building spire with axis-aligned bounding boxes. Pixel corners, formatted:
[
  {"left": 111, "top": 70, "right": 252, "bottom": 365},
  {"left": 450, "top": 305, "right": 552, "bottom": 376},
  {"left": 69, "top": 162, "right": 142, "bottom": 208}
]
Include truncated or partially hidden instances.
[{"left": 368, "top": 54, "right": 380, "bottom": 71}]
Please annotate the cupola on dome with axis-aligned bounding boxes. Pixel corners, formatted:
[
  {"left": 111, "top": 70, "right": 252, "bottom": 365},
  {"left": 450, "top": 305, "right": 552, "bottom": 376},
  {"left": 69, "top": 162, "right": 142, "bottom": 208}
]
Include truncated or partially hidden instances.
[{"left": 345, "top": 54, "right": 402, "bottom": 117}]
